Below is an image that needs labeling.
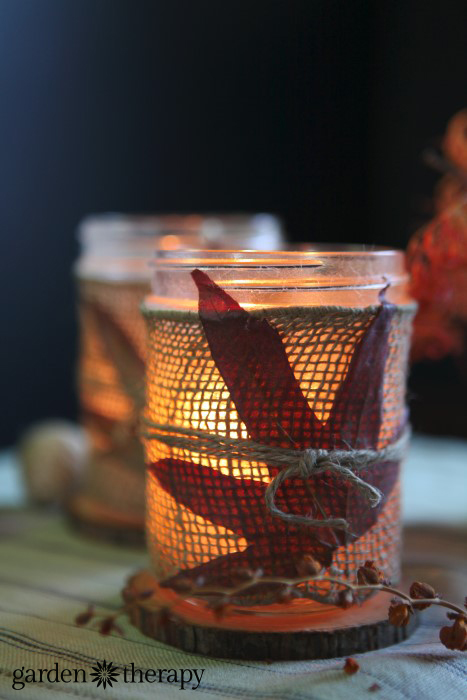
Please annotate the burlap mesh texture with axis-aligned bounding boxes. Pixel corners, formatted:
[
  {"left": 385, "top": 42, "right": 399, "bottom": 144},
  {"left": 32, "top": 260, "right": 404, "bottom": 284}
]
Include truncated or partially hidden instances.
[
  {"left": 77, "top": 278, "right": 148, "bottom": 517},
  {"left": 144, "top": 304, "right": 414, "bottom": 601}
]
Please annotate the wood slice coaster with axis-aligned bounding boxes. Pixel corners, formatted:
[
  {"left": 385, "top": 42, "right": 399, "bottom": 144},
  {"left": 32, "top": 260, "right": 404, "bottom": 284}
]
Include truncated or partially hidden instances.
[
  {"left": 66, "top": 493, "right": 145, "bottom": 548},
  {"left": 123, "top": 570, "right": 419, "bottom": 661}
]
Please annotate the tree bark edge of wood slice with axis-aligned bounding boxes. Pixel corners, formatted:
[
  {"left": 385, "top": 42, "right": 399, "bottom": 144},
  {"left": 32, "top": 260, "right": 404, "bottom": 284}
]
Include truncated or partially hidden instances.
[{"left": 123, "top": 569, "right": 419, "bottom": 661}]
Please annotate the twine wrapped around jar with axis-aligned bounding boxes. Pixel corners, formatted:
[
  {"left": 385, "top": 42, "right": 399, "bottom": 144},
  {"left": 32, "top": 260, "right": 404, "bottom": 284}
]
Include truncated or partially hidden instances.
[{"left": 143, "top": 251, "right": 415, "bottom": 605}]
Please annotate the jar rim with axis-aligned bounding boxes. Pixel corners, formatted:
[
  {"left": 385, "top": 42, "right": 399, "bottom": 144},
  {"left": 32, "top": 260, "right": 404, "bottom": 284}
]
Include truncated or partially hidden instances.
[
  {"left": 154, "top": 245, "right": 404, "bottom": 268},
  {"left": 147, "top": 245, "right": 410, "bottom": 311}
]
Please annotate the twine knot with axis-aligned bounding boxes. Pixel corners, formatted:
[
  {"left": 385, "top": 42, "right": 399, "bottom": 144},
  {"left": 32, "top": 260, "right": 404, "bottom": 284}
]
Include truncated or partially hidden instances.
[
  {"left": 265, "top": 429, "right": 410, "bottom": 531},
  {"left": 142, "top": 418, "right": 410, "bottom": 534},
  {"left": 298, "top": 449, "right": 337, "bottom": 477}
]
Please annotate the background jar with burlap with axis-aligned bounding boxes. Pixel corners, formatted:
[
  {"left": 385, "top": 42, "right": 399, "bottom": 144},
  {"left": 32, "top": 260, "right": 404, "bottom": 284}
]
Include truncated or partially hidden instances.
[{"left": 70, "top": 215, "right": 285, "bottom": 544}]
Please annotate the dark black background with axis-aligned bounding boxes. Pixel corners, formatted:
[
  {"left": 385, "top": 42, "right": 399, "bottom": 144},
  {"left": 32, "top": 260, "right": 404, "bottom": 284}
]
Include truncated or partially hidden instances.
[{"left": 1, "top": 1, "right": 466, "bottom": 447}]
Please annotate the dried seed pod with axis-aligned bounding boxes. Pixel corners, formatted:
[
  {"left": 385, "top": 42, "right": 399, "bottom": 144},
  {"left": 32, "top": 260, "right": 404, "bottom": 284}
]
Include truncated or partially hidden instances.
[
  {"left": 357, "top": 560, "right": 385, "bottom": 586},
  {"left": 296, "top": 554, "right": 322, "bottom": 577},
  {"left": 343, "top": 657, "right": 360, "bottom": 675},
  {"left": 439, "top": 615, "right": 467, "bottom": 651},
  {"left": 388, "top": 601, "right": 412, "bottom": 627},
  {"left": 409, "top": 581, "right": 437, "bottom": 610}
]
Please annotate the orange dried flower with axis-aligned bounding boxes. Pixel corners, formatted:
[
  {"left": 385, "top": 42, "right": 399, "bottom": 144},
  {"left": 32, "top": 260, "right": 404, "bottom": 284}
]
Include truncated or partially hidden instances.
[
  {"left": 409, "top": 581, "right": 437, "bottom": 610},
  {"left": 443, "top": 109, "right": 467, "bottom": 170},
  {"left": 434, "top": 174, "right": 465, "bottom": 213},
  {"left": 296, "top": 555, "right": 322, "bottom": 577},
  {"left": 388, "top": 601, "right": 412, "bottom": 627},
  {"left": 343, "top": 657, "right": 360, "bottom": 675},
  {"left": 439, "top": 615, "right": 467, "bottom": 651},
  {"left": 357, "top": 561, "right": 385, "bottom": 586}
]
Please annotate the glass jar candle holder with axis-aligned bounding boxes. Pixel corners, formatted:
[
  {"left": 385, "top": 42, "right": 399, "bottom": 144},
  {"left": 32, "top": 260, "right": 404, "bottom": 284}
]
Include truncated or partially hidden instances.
[
  {"left": 136, "top": 247, "right": 417, "bottom": 658},
  {"left": 71, "top": 214, "right": 285, "bottom": 544}
]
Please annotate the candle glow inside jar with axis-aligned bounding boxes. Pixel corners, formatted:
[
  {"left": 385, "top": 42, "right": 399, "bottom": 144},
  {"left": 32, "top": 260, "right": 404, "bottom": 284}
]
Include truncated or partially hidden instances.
[{"left": 143, "top": 248, "right": 415, "bottom": 615}]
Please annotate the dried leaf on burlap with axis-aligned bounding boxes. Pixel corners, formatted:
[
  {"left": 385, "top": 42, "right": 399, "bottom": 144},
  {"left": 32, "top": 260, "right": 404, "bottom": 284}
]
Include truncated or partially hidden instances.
[
  {"left": 190, "top": 268, "right": 322, "bottom": 448},
  {"left": 83, "top": 300, "right": 145, "bottom": 407}
]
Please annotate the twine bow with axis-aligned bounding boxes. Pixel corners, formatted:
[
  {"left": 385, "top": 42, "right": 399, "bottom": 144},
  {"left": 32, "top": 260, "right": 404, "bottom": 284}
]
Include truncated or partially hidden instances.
[
  {"left": 265, "top": 432, "right": 410, "bottom": 531},
  {"left": 143, "top": 419, "right": 410, "bottom": 533}
]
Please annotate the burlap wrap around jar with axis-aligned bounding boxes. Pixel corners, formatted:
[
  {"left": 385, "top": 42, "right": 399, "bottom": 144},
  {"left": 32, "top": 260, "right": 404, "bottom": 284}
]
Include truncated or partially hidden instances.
[{"left": 143, "top": 249, "right": 415, "bottom": 606}]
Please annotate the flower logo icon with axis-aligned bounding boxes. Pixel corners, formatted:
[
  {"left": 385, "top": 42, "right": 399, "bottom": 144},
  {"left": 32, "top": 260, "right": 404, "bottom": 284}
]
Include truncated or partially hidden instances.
[{"left": 90, "top": 660, "right": 120, "bottom": 689}]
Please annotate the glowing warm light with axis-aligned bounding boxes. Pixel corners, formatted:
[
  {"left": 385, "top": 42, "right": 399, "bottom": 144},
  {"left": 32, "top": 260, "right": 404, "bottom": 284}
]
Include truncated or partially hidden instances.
[
  {"left": 147, "top": 471, "right": 248, "bottom": 578},
  {"left": 144, "top": 251, "right": 410, "bottom": 592}
]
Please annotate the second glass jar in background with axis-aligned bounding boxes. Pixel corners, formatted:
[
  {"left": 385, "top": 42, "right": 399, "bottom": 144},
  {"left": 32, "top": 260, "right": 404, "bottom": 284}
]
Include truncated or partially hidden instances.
[{"left": 70, "top": 214, "right": 285, "bottom": 543}]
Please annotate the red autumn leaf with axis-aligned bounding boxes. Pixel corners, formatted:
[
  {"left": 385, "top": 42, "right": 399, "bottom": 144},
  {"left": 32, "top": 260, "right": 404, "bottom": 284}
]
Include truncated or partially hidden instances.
[
  {"left": 150, "top": 458, "right": 336, "bottom": 575},
  {"left": 191, "top": 268, "right": 322, "bottom": 448},
  {"left": 193, "top": 270, "right": 400, "bottom": 536},
  {"left": 151, "top": 458, "right": 343, "bottom": 549},
  {"left": 326, "top": 291, "right": 396, "bottom": 449},
  {"left": 150, "top": 453, "right": 398, "bottom": 573},
  {"left": 150, "top": 458, "right": 271, "bottom": 538}
]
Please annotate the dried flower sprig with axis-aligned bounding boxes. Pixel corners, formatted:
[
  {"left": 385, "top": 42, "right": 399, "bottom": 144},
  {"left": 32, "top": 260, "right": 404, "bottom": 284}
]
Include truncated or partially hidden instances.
[
  {"left": 73, "top": 590, "right": 153, "bottom": 636},
  {"left": 74, "top": 560, "right": 467, "bottom": 652},
  {"left": 168, "top": 560, "right": 465, "bottom": 622}
]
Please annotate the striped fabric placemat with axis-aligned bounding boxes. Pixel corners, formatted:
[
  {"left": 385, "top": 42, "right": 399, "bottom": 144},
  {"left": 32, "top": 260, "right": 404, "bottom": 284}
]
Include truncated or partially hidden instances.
[{"left": 0, "top": 510, "right": 465, "bottom": 699}]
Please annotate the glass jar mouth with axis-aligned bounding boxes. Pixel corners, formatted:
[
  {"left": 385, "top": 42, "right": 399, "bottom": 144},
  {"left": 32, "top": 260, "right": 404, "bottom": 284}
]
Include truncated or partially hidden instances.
[
  {"left": 78, "top": 214, "right": 283, "bottom": 250},
  {"left": 154, "top": 245, "right": 403, "bottom": 268},
  {"left": 75, "top": 213, "right": 285, "bottom": 282},
  {"left": 147, "top": 246, "right": 410, "bottom": 310}
]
